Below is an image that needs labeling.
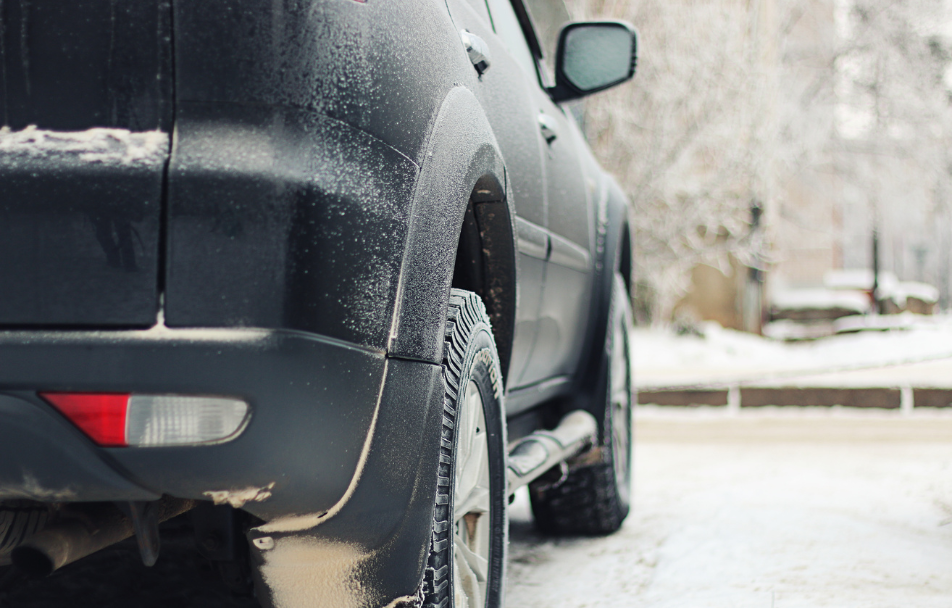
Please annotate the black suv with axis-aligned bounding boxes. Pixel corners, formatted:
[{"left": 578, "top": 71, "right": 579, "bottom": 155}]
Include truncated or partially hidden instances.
[{"left": 0, "top": 1, "right": 637, "bottom": 606}]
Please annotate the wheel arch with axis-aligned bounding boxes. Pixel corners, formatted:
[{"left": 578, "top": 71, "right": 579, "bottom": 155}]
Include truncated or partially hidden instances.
[
  {"left": 450, "top": 179, "right": 517, "bottom": 385},
  {"left": 388, "top": 87, "right": 517, "bottom": 385},
  {"left": 571, "top": 175, "right": 632, "bottom": 422},
  {"left": 619, "top": 207, "right": 634, "bottom": 296}
]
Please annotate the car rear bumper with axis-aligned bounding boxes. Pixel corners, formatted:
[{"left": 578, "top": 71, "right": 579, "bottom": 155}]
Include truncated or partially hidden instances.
[
  {"left": 0, "top": 326, "right": 447, "bottom": 601},
  {"left": 0, "top": 326, "right": 389, "bottom": 521},
  {"left": 0, "top": 327, "right": 443, "bottom": 603}
]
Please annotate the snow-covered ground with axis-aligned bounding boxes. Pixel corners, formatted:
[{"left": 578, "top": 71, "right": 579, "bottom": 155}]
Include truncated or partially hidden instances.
[
  {"left": 506, "top": 409, "right": 952, "bottom": 607},
  {"left": 634, "top": 315, "right": 952, "bottom": 389},
  {"left": 507, "top": 322, "right": 952, "bottom": 606}
]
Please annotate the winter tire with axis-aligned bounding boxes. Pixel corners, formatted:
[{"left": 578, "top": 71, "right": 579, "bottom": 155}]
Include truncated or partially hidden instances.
[
  {"left": 422, "top": 289, "right": 508, "bottom": 608},
  {"left": 529, "top": 272, "right": 633, "bottom": 535}
]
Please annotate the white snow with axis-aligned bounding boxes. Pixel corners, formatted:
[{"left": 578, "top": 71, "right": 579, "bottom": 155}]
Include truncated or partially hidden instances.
[
  {"left": 0, "top": 472, "right": 77, "bottom": 501},
  {"left": 0, "top": 125, "right": 168, "bottom": 166},
  {"left": 257, "top": 537, "right": 368, "bottom": 608},
  {"left": 893, "top": 281, "right": 940, "bottom": 305},
  {"left": 506, "top": 412, "right": 952, "bottom": 607},
  {"left": 820, "top": 270, "right": 939, "bottom": 306},
  {"left": 832, "top": 312, "right": 921, "bottom": 334},
  {"left": 823, "top": 268, "right": 888, "bottom": 291},
  {"left": 770, "top": 287, "right": 870, "bottom": 313},
  {"left": 633, "top": 317, "right": 952, "bottom": 389}
]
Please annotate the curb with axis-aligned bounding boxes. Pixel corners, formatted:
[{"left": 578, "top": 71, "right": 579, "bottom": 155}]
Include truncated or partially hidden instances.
[{"left": 637, "top": 386, "right": 952, "bottom": 409}]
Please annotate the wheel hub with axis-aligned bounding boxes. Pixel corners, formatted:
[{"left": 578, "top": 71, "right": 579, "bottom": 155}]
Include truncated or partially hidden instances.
[{"left": 452, "top": 379, "right": 490, "bottom": 608}]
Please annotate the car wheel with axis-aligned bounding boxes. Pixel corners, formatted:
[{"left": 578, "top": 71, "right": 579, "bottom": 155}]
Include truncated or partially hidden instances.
[
  {"left": 423, "top": 289, "right": 507, "bottom": 608},
  {"left": 529, "top": 272, "right": 633, "bottom": 535}
]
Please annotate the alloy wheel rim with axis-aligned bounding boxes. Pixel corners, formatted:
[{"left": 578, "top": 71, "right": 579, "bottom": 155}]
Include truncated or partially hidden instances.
[{"left": 452, "top": 379, "right": 491, "bottom": 608}]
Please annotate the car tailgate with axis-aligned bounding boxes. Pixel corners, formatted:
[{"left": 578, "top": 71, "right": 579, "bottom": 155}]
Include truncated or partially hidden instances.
[{"left": 0, "top": 0, "right": 171, "bottom": 326}]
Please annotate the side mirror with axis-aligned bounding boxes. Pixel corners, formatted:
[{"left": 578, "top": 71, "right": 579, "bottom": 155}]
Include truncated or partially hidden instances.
[{"left": 549, "top": 21, "right": 638, "bottom": 103}]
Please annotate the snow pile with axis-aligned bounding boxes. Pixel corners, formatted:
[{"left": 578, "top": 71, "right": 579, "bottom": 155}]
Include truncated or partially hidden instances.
[
  {"left": 823, "top": 268, "right": 888, "bottom": 291},
  {"left": 833, "top": 311, "right": 920, "bottom": 333},
  {"left": 633, "top": 316, "right": 952, "bottom": 388},
  {"left": 762, "top": 318, "right": 837, "bottom": 341},
  {"left": 770, "top": 287, "right": 869, "bottom": 313},
  {"left": 893, "top": 281, "right": 939, "bottom": 305},
  {"left": 823, "top": 268, "right": 939, "bottom": 306},
  {"left": 0, "top": 125, "right": 168, "bottom": 166}
]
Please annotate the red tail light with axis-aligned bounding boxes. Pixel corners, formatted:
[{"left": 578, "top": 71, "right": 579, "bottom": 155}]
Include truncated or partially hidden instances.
[
  {"left": 40, "top": 392, "right": 130, "bottom": 447},
  {"left": 39, "top": 392, "right": 250, "bottom": 447}
]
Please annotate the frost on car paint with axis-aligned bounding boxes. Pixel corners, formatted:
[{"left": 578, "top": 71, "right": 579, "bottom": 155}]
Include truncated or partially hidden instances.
[
  {"left": 254, "top": 535, "right": 425, "bottom": 608},
  {"left": 257, "top": 537, "right": 369, "bottom": 608},
  {"left": 0, "top": 126, "right": 168, "bottom": 167}
]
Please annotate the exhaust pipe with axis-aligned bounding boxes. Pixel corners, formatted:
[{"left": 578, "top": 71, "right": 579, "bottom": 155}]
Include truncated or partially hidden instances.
[
  {"left": 507, "top": 410, "right": 598, "bottom": 495},
  {"left": 11, "top": 496, "right": 194, "bottom": 577}
]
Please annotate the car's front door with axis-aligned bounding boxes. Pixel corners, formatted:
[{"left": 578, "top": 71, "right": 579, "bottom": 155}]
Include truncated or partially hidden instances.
[
  {"left": 484, "top": 0, "right": 595, "bottom": 388},
  {"left": 443, "top": 0, "right": 549, "bottom": 391}
]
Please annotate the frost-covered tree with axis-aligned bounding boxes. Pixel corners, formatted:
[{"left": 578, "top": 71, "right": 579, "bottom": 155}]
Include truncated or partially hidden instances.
[
  {"left": 832, "top": 0, "right": 952, "bottom": 305},
  {"left": 568, "top": 0, "right": 952, "bottom": 320},
  {"left": 566, "top": 0, "right": 778, "bottom": 324}
]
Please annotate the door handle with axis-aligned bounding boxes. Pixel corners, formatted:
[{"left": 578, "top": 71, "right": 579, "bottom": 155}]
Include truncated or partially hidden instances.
[
  {"left": 460, "top": 30, "right": 491, "bottom": 75},
  {"left": 538, "top": 113, "right": 558, "bottom": 144}
]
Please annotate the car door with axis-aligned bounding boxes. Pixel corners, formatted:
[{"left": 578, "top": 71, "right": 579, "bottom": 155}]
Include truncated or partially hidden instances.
[
  {"left": 483, "top": 0, "right": 595, "bottom": 388},
  {"left": 444, "top": 0, "right": 550, "bottom": 390},
  {"left": 523, "top": 96, "right": 594, "bottom": 386}
]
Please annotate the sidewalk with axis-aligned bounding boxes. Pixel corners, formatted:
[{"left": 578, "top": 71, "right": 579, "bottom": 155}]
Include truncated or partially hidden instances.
[{"left": 633, "top": 316, "right": 952, "bottom": 409}]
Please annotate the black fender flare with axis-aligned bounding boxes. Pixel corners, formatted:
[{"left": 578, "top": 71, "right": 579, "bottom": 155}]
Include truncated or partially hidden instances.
[
  {"left": 388, "top": 86, "right": 517, "bottom": 380},
  {"left": 574, "top": 174, "right": 632, "bottom": 431}
]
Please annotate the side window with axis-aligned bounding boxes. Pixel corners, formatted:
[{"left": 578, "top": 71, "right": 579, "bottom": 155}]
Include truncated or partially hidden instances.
[
  {"left": 523, "top": 0, "right": 571, "bottom": 84},
  {"left": 484, "top": 0, "right": 538, "bottom": 81},
  {"left": 461, "top": 0, "right": 493, "bottom": 24}
]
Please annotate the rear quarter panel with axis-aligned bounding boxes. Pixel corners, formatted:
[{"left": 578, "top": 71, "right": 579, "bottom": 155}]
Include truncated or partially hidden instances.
[{"left": 166, "top": 0, "right": 492, "bottom": 356}]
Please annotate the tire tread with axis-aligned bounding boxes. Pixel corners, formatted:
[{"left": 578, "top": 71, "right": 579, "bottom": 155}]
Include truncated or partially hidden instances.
[
  {"left": 530, "top": 274, "right": 632, "bottom": 536},
  {"left": 423, "top": 290, "right": 501, "bottom": 608}
]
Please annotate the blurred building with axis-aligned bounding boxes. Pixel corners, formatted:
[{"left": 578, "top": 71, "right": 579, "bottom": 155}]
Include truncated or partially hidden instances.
[
  {"left": 770, "top": 0, "right": 840, "bottom": 291},
  {"left": 671, "top": 0, "right": 778, "bottom": 334},
  {"left": 769, "top": 0, "right": 952, "bottom": 317}
]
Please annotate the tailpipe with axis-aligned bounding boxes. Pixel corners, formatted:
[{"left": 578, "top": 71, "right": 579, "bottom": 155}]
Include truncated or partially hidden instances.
[
  {"left": 507, "top": 410, "right": 598, "bottom": 495},
  {"left": 11, "top": 496, "right": 194, "bottom": 577}
]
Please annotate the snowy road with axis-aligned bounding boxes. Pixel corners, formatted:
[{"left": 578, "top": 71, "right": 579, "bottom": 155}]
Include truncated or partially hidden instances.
[
  {"left": 506, "top": 409, "right": 952, "bottom": 608},
  {"left": 6, "top": 409, "right": 952, "bottom": 607}
]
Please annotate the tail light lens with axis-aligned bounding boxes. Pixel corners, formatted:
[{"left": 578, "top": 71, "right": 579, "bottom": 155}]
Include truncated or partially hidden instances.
[
  {"left": 38, "top": 392, "right": 129, "bottom": 446},
  {"left": 40, "top": 392, "right": 250, "bottom": 447}
]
